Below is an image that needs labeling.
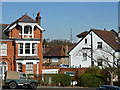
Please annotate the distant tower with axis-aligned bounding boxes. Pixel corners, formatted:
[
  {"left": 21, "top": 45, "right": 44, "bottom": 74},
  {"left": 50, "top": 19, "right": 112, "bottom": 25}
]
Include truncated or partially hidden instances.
[{"left": 70, "top": 28, "right": 73, "bottom": 43}]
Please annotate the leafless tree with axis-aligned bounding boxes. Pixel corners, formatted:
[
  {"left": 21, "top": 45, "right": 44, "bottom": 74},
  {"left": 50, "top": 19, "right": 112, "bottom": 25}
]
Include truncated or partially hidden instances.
[{"left": 74, "top": 45, "right": 120, "bottom": 86}]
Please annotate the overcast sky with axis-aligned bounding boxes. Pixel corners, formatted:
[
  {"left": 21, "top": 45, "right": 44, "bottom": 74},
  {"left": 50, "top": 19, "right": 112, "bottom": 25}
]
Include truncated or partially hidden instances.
[{"left": 2, "top": 2, "right": 118, "bottom": 42}]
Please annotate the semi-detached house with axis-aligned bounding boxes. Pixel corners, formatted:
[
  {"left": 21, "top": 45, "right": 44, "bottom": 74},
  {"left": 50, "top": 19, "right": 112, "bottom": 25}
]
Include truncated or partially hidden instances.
[{"left": 0, "top": 12, "right": 45, "bottom": 79}]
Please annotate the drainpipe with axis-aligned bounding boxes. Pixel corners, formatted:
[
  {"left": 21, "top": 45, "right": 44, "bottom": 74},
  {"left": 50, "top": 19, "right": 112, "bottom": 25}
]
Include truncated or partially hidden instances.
[{"left": 91, "top": 31, "right": 94, "bottom": 67}]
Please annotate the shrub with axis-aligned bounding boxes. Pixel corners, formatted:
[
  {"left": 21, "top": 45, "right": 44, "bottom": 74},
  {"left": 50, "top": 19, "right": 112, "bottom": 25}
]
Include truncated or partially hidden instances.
[
  {"left": 52, "top": 74, "right": 72, "bottom": 86},
  {"left": 79, "top": 74, "right": 105, "bottom": 87}
]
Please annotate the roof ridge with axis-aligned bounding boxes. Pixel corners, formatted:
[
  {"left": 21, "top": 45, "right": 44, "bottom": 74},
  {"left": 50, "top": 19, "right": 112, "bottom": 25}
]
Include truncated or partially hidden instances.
[{"left": 19, "top": 14, "right": 37, "bottom": 22}]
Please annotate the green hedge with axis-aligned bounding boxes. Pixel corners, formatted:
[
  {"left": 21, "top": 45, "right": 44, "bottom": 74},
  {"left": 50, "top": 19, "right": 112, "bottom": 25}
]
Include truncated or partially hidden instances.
[
  {"left": 52, "top": 74, "right": 72, "bottom": 86},
  {"left": 79, "top": 74, "right": 105, "bottom": 87}
]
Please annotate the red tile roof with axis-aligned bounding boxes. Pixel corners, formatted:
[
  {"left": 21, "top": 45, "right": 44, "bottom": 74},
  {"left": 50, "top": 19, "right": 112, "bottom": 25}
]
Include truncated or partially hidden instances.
[
  {"left": 76, "top": 31, "right": 88, "bottom": 38},
  {"left": 44, "top": 45, "right": 73, "bottom": 57},
  {"left": 91, "top": 29, "right": 120, "bottom": 51}
]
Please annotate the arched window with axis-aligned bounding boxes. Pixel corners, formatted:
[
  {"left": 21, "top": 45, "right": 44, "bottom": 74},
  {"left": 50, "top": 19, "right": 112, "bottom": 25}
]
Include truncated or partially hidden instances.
[
  {"left": 24, "top": 25, "right": 32, "bottom": 34},
  {"left": 0, "top": 61, "right": 7, "bottom": 79}
]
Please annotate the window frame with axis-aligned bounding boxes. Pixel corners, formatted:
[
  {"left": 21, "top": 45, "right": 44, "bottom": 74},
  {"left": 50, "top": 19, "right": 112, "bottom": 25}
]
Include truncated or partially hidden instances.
[
  {"left": 18, "top": 42, "right": 37, "bottom": 56},
  {"left": 97, "top": 42, "right": 102, "bottom": 49},
  {"left": 97, "top": 59, "right": 102, "bottom": 66},
  {"left": 52, "top": 58, "right": 59, "bottom": 63},
  {"left": 26, "top": 62, "right": 33, "bottom": 74},
  {"left": 1, "top": 43, "right": 7, "bottom": 56},
  {"left": 85, "top": 39, "right": 87, "bottom": 44},
  {"left": 83, "top": 53, "right": 87, "bottom": 61}
]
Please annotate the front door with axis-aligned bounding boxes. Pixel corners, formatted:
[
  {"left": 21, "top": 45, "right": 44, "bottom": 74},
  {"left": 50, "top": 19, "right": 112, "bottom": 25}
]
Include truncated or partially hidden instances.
[{"left": 0, "top": 61, "right": 7, "bottom": 79}]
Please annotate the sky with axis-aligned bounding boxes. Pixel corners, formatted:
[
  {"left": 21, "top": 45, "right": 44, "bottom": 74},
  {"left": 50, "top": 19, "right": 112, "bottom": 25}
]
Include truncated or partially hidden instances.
[{"left": 1, "top": 2, "right": 118, "bottom": 42}]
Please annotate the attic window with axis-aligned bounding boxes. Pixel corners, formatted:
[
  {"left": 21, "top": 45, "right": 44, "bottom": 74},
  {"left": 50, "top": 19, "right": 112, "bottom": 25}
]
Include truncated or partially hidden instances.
[
  {"left": 24, "top": 25, "right": 32, "bottom": 34},
  {"left": 97, "top": 42, "right": 102, "bottom": 49},
  {"left": 85, "top": 39, "right": 87, "bottom": 44}
]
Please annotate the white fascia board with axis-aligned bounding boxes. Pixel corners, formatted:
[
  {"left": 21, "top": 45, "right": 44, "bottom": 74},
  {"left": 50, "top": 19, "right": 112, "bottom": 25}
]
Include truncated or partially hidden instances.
[
  {"left": 18, "top": 22, "right": 37, "bottom": 26},
  {"left": 3, "top": 25, "right": 10, "bottom": 31},
  {"left": 15, "top": 41, "right": 40, "bottom": 43},
  {"left": 9, "top": 23, "right": 17, "bottom": 30},
  {"left": 36, "top": 25, "right": 45, "bottom": 32}
]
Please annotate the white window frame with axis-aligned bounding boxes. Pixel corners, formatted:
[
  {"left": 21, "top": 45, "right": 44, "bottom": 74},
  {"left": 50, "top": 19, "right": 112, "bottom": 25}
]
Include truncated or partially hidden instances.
[
  {"left": 17, "top": 41, "right": 39, "bottom": 56},
  {"left": 52, "top": 58, "right": 59, "bottom": 63},
  {"left": 26, "top": 62, "right": 33, "bottom": 74},
  {"left": 17, "top": 63, "right": 22, "bottom": 72},
  {"left": 1, "top": 43, "right": 7, "bottom": 56}
]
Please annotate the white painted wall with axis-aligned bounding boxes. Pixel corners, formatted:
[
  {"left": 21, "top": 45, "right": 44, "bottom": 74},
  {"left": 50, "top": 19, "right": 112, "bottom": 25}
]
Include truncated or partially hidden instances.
[{"left": 69, "top": 31, "right": 116, "bottom": 68}]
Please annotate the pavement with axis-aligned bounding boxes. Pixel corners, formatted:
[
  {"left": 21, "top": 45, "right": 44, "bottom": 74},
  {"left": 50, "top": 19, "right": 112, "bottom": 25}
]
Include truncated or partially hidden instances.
[{"left": 2, "top": 86, "right": 97, "bottom": 90}]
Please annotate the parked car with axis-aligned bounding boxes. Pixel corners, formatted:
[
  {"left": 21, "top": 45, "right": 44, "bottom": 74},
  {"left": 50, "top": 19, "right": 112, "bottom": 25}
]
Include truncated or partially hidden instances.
[
  {"left": 4, "top": 71, "right": 38, "bottom": 89},
  {"left": 96, "top": 85, "right": 120, "bottom": 90}
]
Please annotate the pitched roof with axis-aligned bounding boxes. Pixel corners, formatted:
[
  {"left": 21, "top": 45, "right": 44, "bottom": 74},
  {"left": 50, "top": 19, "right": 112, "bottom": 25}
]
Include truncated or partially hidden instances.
[
  {"left": 91, "top": 29, "right": 120, "bottom": 51},
  {"left": 69, "top": 29, "right": 120, "bottom": 54},
  {"left": 76, "top": 31, "right": 88, "bottom": 38},
  {"left": 44, "top": 45, "right": 73, "bottom": 57},
  {"left": 4, "top": 14, "right": 37, "bottom": 31},
  {"left": 0, "top": 24, "right": 9, "bottom": 39}
]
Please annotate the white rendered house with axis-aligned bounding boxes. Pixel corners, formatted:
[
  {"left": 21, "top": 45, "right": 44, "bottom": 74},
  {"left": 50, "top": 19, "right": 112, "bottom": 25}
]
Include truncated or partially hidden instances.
[{"left": 69, "top": 29, "right": 120, "bottom": 68}]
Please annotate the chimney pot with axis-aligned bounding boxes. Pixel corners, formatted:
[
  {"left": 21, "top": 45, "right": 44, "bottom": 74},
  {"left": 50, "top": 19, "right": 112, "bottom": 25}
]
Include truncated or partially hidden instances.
[
  {"left": 104, "top": 28, "right": 107, "bottom": 31},
  {"left": 36, "top": 11, "right": 41, "bottom": 26}
]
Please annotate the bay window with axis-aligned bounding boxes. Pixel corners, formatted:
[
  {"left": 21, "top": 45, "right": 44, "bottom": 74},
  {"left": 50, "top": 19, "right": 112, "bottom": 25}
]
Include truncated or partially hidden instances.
[
  {"left": 26, "top": 62, "right": 33, "bottom": 74},
  {"left": 18, "top": 42, "right": 37, "bottom": 56}
]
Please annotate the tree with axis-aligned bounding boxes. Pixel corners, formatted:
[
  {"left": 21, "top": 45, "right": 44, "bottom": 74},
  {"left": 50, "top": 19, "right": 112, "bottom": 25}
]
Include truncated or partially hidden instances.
[{"left": 75, "top": 45, "right": 120, "bottom": 86}]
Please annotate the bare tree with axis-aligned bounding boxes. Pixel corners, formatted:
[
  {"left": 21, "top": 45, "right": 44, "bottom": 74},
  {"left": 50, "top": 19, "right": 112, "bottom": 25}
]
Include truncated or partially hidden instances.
[{"left": 74, "top": 45, "right": 120, "bottom": 86}]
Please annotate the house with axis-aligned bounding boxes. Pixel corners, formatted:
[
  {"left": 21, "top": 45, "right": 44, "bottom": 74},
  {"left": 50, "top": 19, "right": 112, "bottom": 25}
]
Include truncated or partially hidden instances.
[
  {"left": 0, "top": 11, "right": 45, "bottom": 79},
  {"left": 43, "top": 45, "right": 73, "bottom": 67},
  {"left": 69, "top": 28, "right": 120, "bottom": 68}
]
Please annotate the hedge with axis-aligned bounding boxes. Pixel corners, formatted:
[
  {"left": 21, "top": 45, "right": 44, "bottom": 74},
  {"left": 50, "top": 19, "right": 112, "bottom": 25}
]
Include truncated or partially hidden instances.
[
  {"left": 52, "top": 74, "right": 72, "bottom": 86},
  {"left": 79, "top": 74, "right": 105, "bottom": 87}
]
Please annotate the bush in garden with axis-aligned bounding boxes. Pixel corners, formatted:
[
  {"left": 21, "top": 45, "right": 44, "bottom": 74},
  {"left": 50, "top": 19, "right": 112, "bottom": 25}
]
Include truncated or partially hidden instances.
[
  {"left": 52, "top": 74, "right": 72, "bottom": 86},
  {"left": 79, "top": 74, "right": 105, "bottom": 87}
]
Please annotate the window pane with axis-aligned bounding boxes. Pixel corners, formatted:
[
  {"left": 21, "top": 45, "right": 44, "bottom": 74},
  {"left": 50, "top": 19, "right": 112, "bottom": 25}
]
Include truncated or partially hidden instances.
[
  {"left": 32, "top": 43, "right": 37, "bottom": 54},
  {"left": 24, "top": 26, "right": 29, "bottom": 34},
  {"left": 26, "top": 63, "right": 33, "bottom": 74},
  {"left": 18, "top": 43, "right": 23, "bottom": 54},
  {"left": 1, "top": 43, "right": 7, "bottom": 55}
]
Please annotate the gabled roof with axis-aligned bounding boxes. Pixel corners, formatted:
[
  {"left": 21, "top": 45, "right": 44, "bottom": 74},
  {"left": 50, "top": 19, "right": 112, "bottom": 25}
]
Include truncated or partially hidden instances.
[
  {"left": 76, "top": 31, "right": 88, "bottom": 38},
  {"left": 4, "top": 14, "right": 37, "bottom": 31},
  {"left": 69, "top": 29, "right": 120, "bottom": 54},
  {"left": 92, "top": 29, "right": 120, "bottom": 51},
  {"left": 44, "top": 45, "right": 73, "bottom": 57}
]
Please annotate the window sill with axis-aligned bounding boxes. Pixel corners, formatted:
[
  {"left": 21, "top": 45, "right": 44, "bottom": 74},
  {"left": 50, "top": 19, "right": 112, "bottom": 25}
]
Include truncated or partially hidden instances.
[
  {"left": 0, "top": 54, "right": 7, "bottom": 56},
  {"left": 18, "top": 54, "right": 37, "bottom": 56}
]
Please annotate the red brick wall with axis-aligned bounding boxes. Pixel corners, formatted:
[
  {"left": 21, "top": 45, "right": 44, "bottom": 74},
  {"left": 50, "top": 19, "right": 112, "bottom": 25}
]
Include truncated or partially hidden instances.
[
  {"left": 0, "top": 41, "right": 14, "bottom": 71},
  {"left": 34, "top": 27, "right": 41, "bottom": 38}
]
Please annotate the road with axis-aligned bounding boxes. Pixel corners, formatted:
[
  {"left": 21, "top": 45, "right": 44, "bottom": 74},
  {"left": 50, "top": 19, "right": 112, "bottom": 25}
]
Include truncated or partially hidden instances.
[{"left": 2, "top": 86, "right": 96, "bottom": 90}]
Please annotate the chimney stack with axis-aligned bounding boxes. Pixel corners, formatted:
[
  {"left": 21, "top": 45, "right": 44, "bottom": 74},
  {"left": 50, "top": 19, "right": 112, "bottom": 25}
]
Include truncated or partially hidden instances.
[
  {"left": 36, "top": 11, "right": 41, "bottom": 26},
  {"left": 104, "top": 28, "right": 107, "bottom": 31},
  {"left": 65, "top": 43, "right": 68, "bottom": 56}
]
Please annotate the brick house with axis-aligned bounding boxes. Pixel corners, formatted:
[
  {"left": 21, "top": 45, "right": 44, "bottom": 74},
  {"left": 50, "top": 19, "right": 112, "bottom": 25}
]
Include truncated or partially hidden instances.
[
  {"left": 43, "top": 45, "right": 73, "bottom": 67},
  {"left": 0, "top": 11, "right": 45, "bottom": 79}
]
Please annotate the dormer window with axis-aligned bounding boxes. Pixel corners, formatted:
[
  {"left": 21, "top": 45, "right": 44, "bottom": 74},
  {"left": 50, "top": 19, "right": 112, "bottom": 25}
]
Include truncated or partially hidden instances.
[{"left": 24, "top": 25, "right": 32, "bottom": 34}]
